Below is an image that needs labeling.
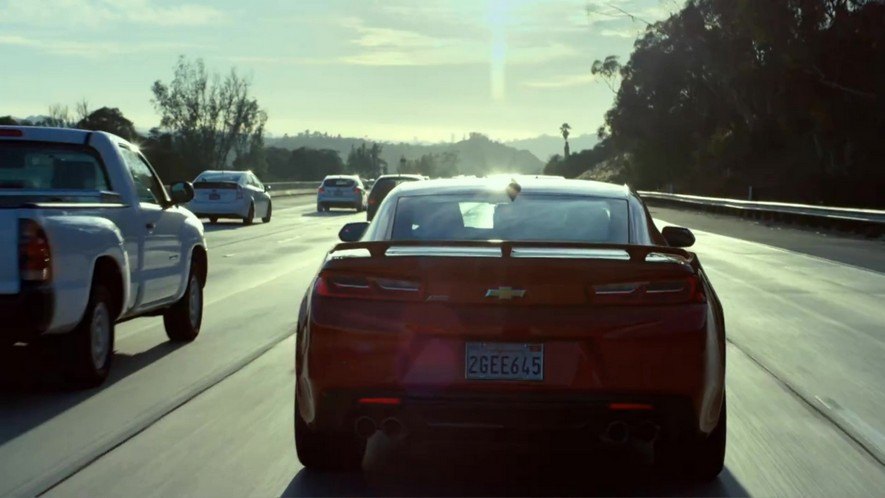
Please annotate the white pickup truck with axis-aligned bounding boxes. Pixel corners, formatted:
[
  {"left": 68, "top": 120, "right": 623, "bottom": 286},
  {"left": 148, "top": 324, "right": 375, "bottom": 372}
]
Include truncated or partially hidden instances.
[{"left": 0, "top": 126, "right": 208, "bottom": 386}]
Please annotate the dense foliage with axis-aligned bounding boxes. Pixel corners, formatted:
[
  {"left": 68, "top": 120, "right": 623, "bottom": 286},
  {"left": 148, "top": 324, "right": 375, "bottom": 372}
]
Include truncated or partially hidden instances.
[
  {"left": 399, "top": 151, "right": 460, "bottom": 177},
  {"left": 594, "top": 0, "right": 884, "bottom": 206}
]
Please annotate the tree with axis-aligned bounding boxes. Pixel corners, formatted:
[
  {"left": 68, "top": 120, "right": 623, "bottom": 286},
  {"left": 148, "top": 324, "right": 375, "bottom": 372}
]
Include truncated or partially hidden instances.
[
  {"left": 399, "top": 151, "right": 459, "bottom": 178},
  {"left": 595, "top": 0, "right": 885, "bottom": 207},
  {"left": 151, "top": 56, "right": 267, "bottom": 178},
  {"left": 591, "top": 56, "right": 621, "bottom": 93},
  {"left": 43, "top": 104, "right": 77, "bottom": 128},
  {"left": 76, "top": 107, "right": 138, "bottom": 140},
  {"left": 346, "top": 142, "right": 386, "bottom": 177},
  {"left": 560, "top": 123, "right": 571, "bottom": 157}
]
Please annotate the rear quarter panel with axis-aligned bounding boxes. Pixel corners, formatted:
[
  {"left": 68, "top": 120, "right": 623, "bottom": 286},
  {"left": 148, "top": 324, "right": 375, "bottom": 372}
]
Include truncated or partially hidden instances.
[{"left": 39, "top": 213, "right": 129, "bottom": 332}]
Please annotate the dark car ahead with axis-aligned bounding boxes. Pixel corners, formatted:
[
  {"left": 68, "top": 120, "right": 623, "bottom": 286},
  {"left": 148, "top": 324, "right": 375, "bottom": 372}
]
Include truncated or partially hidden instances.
[{"left": 366, "top": 174, "right": 425, "bottom": 221}]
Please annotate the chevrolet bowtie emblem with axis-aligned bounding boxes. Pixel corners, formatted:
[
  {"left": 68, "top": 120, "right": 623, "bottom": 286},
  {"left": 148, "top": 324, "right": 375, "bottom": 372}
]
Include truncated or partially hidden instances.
[{"left": 485, "top": 287, "right": 526, "bottom": 300}]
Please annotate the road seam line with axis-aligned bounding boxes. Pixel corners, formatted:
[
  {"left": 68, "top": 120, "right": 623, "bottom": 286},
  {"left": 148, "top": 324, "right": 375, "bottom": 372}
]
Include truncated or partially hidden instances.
[
  {"left": 30, "top": 330, "right": 296, "bottom": 497},
  {"left": 726, "top": 337, "right": 885, "bottom": 467}
]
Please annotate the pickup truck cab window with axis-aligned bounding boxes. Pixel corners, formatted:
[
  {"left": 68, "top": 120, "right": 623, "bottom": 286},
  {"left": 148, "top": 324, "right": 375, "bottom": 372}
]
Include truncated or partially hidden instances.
[{"left": 119, "top": 146, "right": 166, "bottom": 205}]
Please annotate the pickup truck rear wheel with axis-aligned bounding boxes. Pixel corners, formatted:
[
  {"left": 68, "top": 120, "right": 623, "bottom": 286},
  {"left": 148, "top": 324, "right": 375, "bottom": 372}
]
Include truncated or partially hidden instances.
[
  {"left": 164, "top": 266, "right": 203, "bottom": 342},
  {"left": 68, "top": 283, "right": 114, "bottom": 387}
]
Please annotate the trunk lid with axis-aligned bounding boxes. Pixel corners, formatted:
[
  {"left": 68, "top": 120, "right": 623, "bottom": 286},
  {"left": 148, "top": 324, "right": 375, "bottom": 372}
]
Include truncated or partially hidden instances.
[
  {"left": 319, "top": 241, "right": 700, "bottom": 308},
  {"left": 194, "top": 182, "right": 238, "bottom": 202}
]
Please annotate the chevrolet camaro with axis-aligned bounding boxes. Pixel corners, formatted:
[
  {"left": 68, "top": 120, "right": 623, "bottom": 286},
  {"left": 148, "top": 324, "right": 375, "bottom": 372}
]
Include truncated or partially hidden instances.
[{"left": 294, "top": 177, "right": 726, "bottom": 481}]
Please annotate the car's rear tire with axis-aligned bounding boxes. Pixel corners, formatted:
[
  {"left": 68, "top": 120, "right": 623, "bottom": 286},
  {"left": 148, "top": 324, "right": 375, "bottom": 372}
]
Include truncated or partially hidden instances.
[
  {"left": 208, "top": 217, "right": 218, "bottom": 224},
  {"left": 262, "top": 202, "right": 272, "bottom": 223},
  {"left": 68, "top": 283, "right": 114, "bottom": 387},
  {"left": 686, "top": 397, "right": 726, "bottom": 481},
  {"left": 316, "top": 203, "right": 324, "bottom": 213},
  {"left": 243, "top": 203, "right": 254, "bottom": 225},
  {"left": 661, "top": 396, "right": 726, "bottom": 482},
  {"left": 295, "top": 407, "right": 364, "bottom": 471},
  {"left": 163, "top": 264, "right": 204, "bottom": 342}
]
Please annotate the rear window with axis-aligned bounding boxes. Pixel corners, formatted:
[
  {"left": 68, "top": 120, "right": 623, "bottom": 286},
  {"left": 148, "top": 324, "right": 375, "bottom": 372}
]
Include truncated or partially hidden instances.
[
  {"left": 370, "top": 177, "right": 419, "bottom": 198},
  {"left": 391, "top": 193, "right": 629, "bottom": 243},
  {"left": 0, "top": 141, "right": 110, "bottom": 191},
  {"left": 196, "top": 174, "right": 243, "bottom": 184},
  {"left": 323, "top": 178, "right": 356, "bottom": 187}
]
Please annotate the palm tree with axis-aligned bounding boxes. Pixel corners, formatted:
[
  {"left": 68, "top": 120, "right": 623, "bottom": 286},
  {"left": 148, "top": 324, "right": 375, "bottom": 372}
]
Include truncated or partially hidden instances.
[{"left": 560, "top": 123, "right": 571, "bottom": 157}]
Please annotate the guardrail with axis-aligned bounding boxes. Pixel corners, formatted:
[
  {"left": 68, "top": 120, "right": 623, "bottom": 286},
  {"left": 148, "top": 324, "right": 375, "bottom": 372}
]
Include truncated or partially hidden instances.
[{"left": 638, "top": 191, "right": 885, "bottom": 236}]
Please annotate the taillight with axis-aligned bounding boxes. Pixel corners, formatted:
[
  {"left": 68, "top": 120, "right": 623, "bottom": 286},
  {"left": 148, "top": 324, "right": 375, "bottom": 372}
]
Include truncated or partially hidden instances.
[
  {"left": 19, "top": 219, "right": 51, "bottom": 282},
  {"left": 318, "top": 187, "right": 325, "bottom": 194},
  {"left": 353, "top": 187, "right": 361, "bottom": 193},
  {"left": 236, "top": 187, "right": 244, "bottom": 200},
  {"left": 315, "top": 273, "right": 423, "bottom": 301},
  {"left": 0, "top": 129, "right": 24, "bottom": 137},
  {"left": 592, "top": 276, "right": 704, "bottom": 305}
]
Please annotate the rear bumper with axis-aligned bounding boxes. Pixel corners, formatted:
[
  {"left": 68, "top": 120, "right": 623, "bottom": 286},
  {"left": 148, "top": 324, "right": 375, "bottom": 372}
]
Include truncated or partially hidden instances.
[
  {"left": 317, "top": 195, "right": 360, "bottom": 207},
  {"left": 297, "top": 301, "right": 725, "bottom": 440},
  {"left": 305, "top": 389, "right": 698, "bottom": 446},
  {"left": 0, "top": 283, "right": 54, "bottom": 342}
]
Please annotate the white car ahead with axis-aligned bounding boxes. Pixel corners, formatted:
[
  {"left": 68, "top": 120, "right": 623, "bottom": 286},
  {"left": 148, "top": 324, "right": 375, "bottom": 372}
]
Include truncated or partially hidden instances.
[{"left": 187, "top": 170, "right": 272, "bottom": 225}]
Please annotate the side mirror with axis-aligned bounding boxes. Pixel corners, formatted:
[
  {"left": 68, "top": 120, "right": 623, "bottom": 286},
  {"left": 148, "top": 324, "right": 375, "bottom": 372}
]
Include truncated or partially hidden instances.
[
  {"left": 662, "top": 226, "right": 695, "bottom": 248},
  {"left": 169, "top": 182, "right": 195, "bottom": 205},
  {"left": 339, "top": 222, "right": 369, "bottom": 242}
]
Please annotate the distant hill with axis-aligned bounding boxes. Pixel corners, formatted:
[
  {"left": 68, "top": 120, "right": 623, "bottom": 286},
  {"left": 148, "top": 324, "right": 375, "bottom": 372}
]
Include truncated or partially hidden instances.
[
  {"left": 504, "top": 134, "right": 599, "bottom": 162},
  {"left": 266, "top": 132, "right": 543, "bottom": 176}
]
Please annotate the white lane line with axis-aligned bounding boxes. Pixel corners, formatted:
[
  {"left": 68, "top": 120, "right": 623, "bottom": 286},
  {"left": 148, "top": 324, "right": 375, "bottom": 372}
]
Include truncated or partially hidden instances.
[
  {"left": 30, "top": 329, "right": 296, "bottom": 498},
  {"left": 728, "top": 337, "right": 885, "bottom": 467},
  {"left": 661, "top": 217, "right": 885, "bottom": 466},
  {"left": 655, "top": 217, "right": 885, "bottom": 277}
]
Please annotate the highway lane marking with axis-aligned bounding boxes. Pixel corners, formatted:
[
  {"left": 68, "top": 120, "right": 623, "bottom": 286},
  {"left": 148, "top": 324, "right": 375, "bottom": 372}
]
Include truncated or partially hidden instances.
[
  {"left": 31, "top": 328, "right": 296, "bottom": 498},
  {"left": 727, "top": 337, "right": 885, "bottom": 468},
  {"left": 655, "top": 217, "right": 884, "bottom": 277},
  {"left": 662, "top": 218, "right": 885, "bottom": 467},
  {"left": 116, "top": 258, "right": 318, "bottom": 341}
]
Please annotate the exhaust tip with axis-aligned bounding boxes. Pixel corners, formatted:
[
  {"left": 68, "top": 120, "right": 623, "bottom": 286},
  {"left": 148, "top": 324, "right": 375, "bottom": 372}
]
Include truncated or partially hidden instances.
[
  {"left": 604, "top": 420, "right": 629, "bottom": 444},
  {"left": 381, "top": 417, "right": 404, "bottom": 438},
  {"left": 354, "top": 416, "right": 377, "bottom": 438}
]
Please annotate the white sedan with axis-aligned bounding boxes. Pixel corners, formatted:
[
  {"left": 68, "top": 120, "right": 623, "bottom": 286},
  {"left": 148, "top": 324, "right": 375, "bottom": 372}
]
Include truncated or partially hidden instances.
[{"left": 186, "top": 170, "right": 272, "bottom": 224}]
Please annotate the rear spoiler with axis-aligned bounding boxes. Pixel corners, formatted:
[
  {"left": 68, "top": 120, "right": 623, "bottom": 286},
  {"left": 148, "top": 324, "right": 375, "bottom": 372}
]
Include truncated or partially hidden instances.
[{"left": 329, "top": 241, "right": 693, "bottom": 264}]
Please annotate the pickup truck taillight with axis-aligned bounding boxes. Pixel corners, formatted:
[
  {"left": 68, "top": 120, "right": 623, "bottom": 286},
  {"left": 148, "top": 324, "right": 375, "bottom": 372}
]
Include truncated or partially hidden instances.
[{"left": 19, "top": 219, "right": 51, "bottom": 282}]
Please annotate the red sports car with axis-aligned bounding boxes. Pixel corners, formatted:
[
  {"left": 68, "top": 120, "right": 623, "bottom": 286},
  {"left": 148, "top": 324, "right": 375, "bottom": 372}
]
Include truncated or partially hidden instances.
[{"left": 295, "top": 177, "right": 726, "bottom": 481}]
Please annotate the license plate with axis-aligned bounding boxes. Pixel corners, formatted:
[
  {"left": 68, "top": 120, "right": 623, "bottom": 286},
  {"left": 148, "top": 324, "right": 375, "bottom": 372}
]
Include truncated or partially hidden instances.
[
  {"left": 465, "top": 342, "right": 543, "bottom": 381},
  {"left": 209, "top": 193, "right": 220, "bottom": 200}
]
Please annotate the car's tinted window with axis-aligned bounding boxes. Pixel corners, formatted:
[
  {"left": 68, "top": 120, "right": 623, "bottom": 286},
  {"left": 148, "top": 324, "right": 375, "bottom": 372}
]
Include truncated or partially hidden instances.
[
  {"left": 391, "top": 193, "right": 629, "bottom": 243},
  {"left": 323, "top": 178, "right": 355, "bottom": 187},
  {"left": 0, "top": 142, "right": 110, "bottom": 191},
  {"left": 369, "top": 178, "right": 418, "bottom": 199},
  {"left": 120, "top": 147, "right": 165, "bottom": 204},
  {"left": 197, "top": 173, "right": 243, "bottom": 184}
]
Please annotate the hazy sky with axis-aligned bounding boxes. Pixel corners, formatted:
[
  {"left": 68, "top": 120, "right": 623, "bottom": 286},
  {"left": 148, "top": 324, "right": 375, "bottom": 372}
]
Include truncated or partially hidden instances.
[{"left": 0, "top": 0, "right": 675, "bottom": 142}]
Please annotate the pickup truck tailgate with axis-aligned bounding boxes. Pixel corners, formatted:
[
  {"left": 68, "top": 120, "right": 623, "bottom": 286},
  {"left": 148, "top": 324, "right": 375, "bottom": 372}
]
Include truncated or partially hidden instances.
[{"left": 0, "top": 211, "right": 19, "bottom": 294}]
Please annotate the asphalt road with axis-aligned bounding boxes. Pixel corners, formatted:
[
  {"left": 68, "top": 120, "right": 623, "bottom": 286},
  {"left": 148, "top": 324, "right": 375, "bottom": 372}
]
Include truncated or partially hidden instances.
[{"left": 1, "top": 197, "right": 883, "bottom": 497}]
